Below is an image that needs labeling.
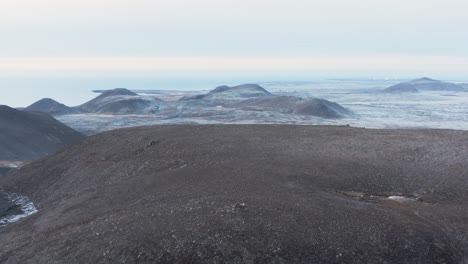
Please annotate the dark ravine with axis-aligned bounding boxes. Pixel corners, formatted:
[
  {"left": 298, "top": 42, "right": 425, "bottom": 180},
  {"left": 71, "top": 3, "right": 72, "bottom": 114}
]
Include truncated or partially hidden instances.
[{"left": 0, "top": 125, "right": 467, "bottom": 263}]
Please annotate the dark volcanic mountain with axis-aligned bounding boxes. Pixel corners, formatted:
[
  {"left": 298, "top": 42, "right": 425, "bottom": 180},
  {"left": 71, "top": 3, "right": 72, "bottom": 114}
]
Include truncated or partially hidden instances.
[
  {"left": 181, "top": 84, "right": 273, "bottom": 101},
  {"left": 234, "top": 96, "right": 351, "bottom": 118},
  {"left": 79, "top": 88, "right": 162, "bottom": 115},
  {"left": 0, "top": 105, "right": 85, "bottom": 160},
  {"left": 206, "top": 84, "right": 273, "bottom": 99},
  {"left": 0, "top": 125, "right": 467, "bottom": 263},
  {"left": 179, "top": 84, "right": 350, "bottom": 119},
  {"left": 385, "top": 77, "right": 465, "bottom": 93},
  {"left": 25, "top": 98, "right": 80, "bottom": 115}
]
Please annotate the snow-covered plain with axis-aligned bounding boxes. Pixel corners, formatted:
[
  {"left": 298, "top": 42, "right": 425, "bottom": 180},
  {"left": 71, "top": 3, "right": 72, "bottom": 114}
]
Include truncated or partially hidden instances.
[
  {"left": 270, "top": 80, "right": 468, "bottom": 130},
  {"left": 56, "top": 80, "right": 468, "bottom": 135}
]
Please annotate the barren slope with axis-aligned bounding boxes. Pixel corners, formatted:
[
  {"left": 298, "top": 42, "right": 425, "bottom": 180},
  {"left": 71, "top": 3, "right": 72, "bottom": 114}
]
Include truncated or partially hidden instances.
[
  {"left": 0, "top": 125, "right": 467, "bottom": 263},
  {"left": 0, "top": 105, "right": 85, "bottom": 160}
]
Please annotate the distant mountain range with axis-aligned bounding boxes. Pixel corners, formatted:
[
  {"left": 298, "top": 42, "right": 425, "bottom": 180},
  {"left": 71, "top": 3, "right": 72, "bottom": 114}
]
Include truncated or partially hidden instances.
[
  {"left": 384, "top": 77, "right": 466, "bottom": 93},
  {"left": 179, "top": 84, "right": 351, "bottom": 118},
  {"left": 25, "top": 84, "right": 352, "bottom": 119}
]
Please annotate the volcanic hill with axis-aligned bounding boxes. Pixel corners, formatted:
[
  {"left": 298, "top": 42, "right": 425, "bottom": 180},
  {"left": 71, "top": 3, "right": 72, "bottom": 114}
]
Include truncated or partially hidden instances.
[
  {"left": 0, "top": 125, "right": 467, "bottom": 263},
  {"left": 0, "top": 105, "right": 85, "bottom": 161},
  {"left": 385, "top": 78, "right": 465, "bottom": 93},
  {"left": 25, "top": 98, "right": 79, "bottom": 115}
]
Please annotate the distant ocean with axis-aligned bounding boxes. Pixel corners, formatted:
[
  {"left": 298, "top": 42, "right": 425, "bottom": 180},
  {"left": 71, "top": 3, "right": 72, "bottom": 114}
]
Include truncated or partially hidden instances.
[
  {"left": 1, "top": 76, "right": 272, "bottom": 107},
  {"left": 0, "top": 76, "right": 409, "bottom": 108}
]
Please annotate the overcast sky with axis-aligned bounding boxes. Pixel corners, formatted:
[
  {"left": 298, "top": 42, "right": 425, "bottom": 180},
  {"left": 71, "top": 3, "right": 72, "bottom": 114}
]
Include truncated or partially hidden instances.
[
  {"left": 2, "top": 0, "right": 468, "bottom": 69},
  {"left": 1, "top": 0, "right": 468, "bottom": 105}
]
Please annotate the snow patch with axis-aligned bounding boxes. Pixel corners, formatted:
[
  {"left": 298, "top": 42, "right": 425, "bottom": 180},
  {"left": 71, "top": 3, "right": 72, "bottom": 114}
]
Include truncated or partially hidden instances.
[
  {"left": 387, "top": 196, "right": 417, "bottom": 202},
  {"left": 0, "top": 192, "right": 38, "bottom": 227},
  {"left": 0, "top": 161, "right": 25, "bottom": 168}
]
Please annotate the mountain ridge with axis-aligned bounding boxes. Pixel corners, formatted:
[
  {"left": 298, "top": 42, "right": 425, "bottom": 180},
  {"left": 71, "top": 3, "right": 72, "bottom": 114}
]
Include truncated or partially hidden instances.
[
  {"left": 0, "top": 105, "right": 85, "bottom": 160},
  {"left": 384, "top": 78, "right": 465, "bottom": 93}
]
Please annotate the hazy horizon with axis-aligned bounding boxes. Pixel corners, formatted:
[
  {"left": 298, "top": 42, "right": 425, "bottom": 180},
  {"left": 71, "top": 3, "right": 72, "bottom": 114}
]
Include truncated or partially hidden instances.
[{"left": 2, "top": 0, "right": 468, "bottom": 106}]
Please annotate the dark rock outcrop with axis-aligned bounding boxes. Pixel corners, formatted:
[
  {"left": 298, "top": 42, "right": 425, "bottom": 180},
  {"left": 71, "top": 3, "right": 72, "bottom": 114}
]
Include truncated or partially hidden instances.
[
  {"left": 385, "top": 78, "right": 465, "bottom": 93},
  {"left": 0, "top": 125, "right": 467, "bottom": 263},
  {"left": 25, "top": 98, "right": 80, "bottom": 115},
  {"left": 0, "top": 105, "right": 85, "bottom": 160}
]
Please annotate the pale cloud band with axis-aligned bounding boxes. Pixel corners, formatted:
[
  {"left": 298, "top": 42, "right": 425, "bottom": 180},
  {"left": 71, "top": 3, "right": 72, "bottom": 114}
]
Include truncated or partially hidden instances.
[{"left": 1, "top": 56, "right": 467, "bottom": 76}]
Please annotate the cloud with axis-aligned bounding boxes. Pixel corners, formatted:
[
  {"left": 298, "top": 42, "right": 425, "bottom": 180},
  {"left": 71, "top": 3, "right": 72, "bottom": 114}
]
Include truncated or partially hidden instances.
[
  {"left": 1, "top": 56, "right": 467, "bottom": 76},
  {"left": 1, "top": 0, "right": 467, "bottom": 25},
  {"left": 1, "top": 1, "right": 467, "bottom": 58}
]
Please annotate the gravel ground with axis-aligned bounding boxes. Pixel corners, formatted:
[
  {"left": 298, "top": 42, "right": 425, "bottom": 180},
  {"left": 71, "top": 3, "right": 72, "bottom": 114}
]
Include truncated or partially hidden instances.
[{"left": 0, "top": 125, "right": 467, "bottom": 263}]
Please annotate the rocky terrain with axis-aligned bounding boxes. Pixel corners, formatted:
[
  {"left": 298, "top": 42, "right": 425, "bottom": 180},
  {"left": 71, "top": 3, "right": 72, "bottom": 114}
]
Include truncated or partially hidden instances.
[
  {"left": 0, "top": 125, "right": 466, "bottom": 263},
  {"left": 0, "top": 105, "right": 85, "bottom": 161},
  {"left": 25, "top": 98, "right": 80, "bottom": 115},
  {"left": 384, "top": 77, "right": 465, "bottom": 93},
  {"left": 78, "top": 85, "right": 350, "bottom": 120}
]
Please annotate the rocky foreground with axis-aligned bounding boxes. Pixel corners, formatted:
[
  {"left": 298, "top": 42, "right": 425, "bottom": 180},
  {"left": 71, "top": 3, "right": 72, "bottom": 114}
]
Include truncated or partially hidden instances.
[{"left": 0, "top": 125, "right": 467, "bottom": 263}]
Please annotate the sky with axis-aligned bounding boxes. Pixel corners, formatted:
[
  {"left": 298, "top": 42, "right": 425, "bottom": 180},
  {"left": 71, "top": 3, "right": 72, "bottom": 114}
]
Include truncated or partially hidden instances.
[{"left": 1, "top": 0, "right": 468, "bottom": 105}]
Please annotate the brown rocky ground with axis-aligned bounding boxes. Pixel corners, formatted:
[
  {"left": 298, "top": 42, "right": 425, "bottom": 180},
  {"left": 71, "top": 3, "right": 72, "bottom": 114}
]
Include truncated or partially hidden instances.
[{"left": 0, "top": 125, "right": 467, "bottom": 263}]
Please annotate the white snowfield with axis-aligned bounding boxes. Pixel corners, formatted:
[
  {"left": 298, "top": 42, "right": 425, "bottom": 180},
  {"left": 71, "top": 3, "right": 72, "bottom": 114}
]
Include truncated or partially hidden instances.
[{"left": 57, "top": 80, "right": 468, "bottom": 135}]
